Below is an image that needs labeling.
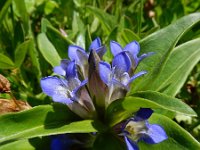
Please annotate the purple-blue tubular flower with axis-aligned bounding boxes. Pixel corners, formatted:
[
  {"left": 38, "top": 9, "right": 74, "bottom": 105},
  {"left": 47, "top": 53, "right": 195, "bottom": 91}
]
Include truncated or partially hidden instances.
[
  {"left": 99, "top": 51, "right": 147, "bottom": 105},
  {"left": 122, "top": 108, "right": 168, "bottom": 150},
  {"left": 110, "top": 40, "right": 153, "bottom": 74},
  {"left": 68, "top": 37, "right": 106, "bottom": 78},
  {"left": 41, "top": 60, "right": 95, "bottom": 119}
]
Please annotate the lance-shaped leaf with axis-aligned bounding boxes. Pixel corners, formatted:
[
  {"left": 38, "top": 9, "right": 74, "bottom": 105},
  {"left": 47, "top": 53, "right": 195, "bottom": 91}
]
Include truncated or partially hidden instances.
[
  {"left": 152, "top": 38, "right": 200, "bottom": 96},
  {"left": 131, "top": 13, "right": 200, "bottom": 92},
  {"left": 0, "top": 53, "right": 15, "bottom": 69},
  {"left": 139, "top": 113, "right": 200, "bottom": 149},
  {"left": 106, "top": 91, "right": 196, "bottom": 126},
  {"left": 37, "top": 33, "right": 61, "bottom": 67},
  {"left": 0, "top": 104, "right": 99, "bottom": 143}
]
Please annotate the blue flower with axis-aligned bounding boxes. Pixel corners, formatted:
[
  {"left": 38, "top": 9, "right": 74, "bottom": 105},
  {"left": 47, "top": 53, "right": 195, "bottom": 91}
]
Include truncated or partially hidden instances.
[
  {"left": 40, "top": 60, "right": 95, "bottom": 118},
  {"left": 122, "top": 108, "right": 168, "bottom": 150},
  {"left": 99, "top": 51, "right": 147, "bottom": 105},
  {"left": 51, "top": 134, "right": 74, "bottom": 150},
  {"left": 110, "top": 41, "right": 153, "bottom": 73},
  {"left": 68, "top": 37, "right": 106, "bottom": 78}
]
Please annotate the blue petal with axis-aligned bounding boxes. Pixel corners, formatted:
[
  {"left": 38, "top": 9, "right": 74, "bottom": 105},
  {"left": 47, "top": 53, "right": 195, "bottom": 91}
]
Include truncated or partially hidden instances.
[
  {"left": 40, "top": 76, "right": 72, "bottom": 104},
  {"left": 76, "top": 49, "right": 89, "bottom": 64},
  {"left": 51, "top": 136, "right": 64, "bottom": 150},
  {"left": 134, "top": 108, "right": 153, "bottom": 121},
  {"left": 99, "top": 61, "right": 112, "bottom": 85},
  {"left": 138, "top": 52, "right": 155, "bottom": 62},
  {"left": 124, "top": 136, "right": 139, "bottom": 150},
  {"left": 110, "top": 41, "right": 123, "bottom": 56},
  {"left": 124, "top": 41, "right": 140, "bottom": 57},
  {"left": 142, "top": 124, "right": 168, "bottom": 144},
  {"left": 89, "top": 37, "right": 101, "bottom": 51},
  {"left": 72, "top": 79, "right": 88, "bottom": 98},
  {"left": 64, "top": 60, "right": 77, "bottom": 79},
  {"left": 53, "top": 66, "right": 66, "bottom": 76},
  {"left": 127, "top": 71, "right": 147, "bottom": 85},
  {"left": 68, "top": 45, "right": 86, "bottom": 62},
  {"left": 52, "top": 94, "right": 72, "bottom": 104},
  {"left": 96, "top": 46, "right": 106, "bottom": 58},
  {"left": 112, "top": 51, "right": 131, "bottom": 73}
]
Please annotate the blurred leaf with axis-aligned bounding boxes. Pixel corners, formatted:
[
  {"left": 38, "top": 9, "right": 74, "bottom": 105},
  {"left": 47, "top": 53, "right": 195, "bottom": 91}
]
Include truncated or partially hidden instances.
[
  {"left": 153, "top": 38, "right": 200, "bottom": 96},
  {"left": 41, "top": 18, "right": 74, "bottom": 58},
  {"left": 44, "top": 0, "right": 58, "bottom": 15},
  {"left": 106, "top": 91, "right": 196, "bottom": 126},
  {"left": 139, "top": 113, "right": 200, "bottom": 149},
  {"left": 13, "top": 0, "right": 29, "bottom": 36},
  {"left": 41, "top": 18, "right": 51, "bottom": 33},
  {"left": 28, "top": 39, "right": 41, "bottom": 80},
  {"left": 37, "top": 33, "right": 61, "bottom": 67},
  {"left": 86, "top": 6, "right": 117, "bottom": 33},
  {"left": 131, "top": 13, "right": 200, "bottom": 92},
  {"left": 0, "top": 0, "right": 12, "bottom": 26},
  {"left": 0, "top": 104, "right": 98, "bottom": 143},
  {"left": 0, "top": 53, "right": 15, "bottom": 69},
  {"left": 117, "top": 28, "right": 140, "bottom": 46},
  {"left": 14, "top": 40, "right": 31, "bottom": 67}
]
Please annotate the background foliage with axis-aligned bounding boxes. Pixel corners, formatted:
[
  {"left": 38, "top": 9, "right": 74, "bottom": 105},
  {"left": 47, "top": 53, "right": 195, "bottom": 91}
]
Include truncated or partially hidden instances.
[{"left": 0, "top": 0, "right": 200, "bottom": 149}]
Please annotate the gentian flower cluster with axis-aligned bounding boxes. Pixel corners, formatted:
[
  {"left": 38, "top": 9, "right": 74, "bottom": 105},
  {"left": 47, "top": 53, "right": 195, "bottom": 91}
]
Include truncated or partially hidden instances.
[{"left": 40, "top": 38, "right": 167, "bottom": 149}]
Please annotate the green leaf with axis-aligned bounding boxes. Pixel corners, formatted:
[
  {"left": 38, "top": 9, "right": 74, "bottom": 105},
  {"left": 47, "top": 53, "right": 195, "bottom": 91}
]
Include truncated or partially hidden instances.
[
  {"left": 0, "top": 139, "right": 35, "bottom": 150},
  {"left": 139, "top": 113, "right": 200, "bottom": 150},
  {"left": 44, "top": 0, "right": 58, "bottom": 15},
  {"left": 117, "top": 28, "right": 140, "bottom": 46},
  {"left": 133, "top": 91, "right": 196, "bottom": 116},
  {"left": 14, "top": 40, "right": 31, "bottom": 67},
  {"left": 86, "top": 6, "right": 117, "bottom": 33},
  {"left": 106, "top": 91, "right": 196, "bottom": 126},
  {"left": 37, "top": 33, "right": 61, "bottom": 67},
  {"left": 0, "top": 0, "right": 12, "bottom": 26},
  {"left": 41, "top": 18, "right": 74, "bottom": 58},
  {"left": 0, "top": 104, "right": 98, "bottom": 143},
  {"left": 131, "top": 13, "right": 200, "bottom": 92},
  {"left": 13, "top": 0, "right": 29, "bottom": 36},
  {"left": 153, "top": 38, "right": 200, "bottom": 96},
  {"left": 0, "top": 137, "right": 51, "bottom": 150},
  {"left": 28, "top": 39, "right": 41, "bottom": 80},
  {"left": 0, "top": 53, "right": 15, "bottom": 69}
]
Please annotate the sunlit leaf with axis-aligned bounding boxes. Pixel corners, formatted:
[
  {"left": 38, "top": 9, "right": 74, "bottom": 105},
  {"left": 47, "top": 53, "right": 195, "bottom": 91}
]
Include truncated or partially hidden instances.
[
  {"left": 154, "top": 38, "right": 200, "bottom": 96},
  {"left": 131, "top": 13, "right": 200, "bottom": 92},
  {"left": 0, "top": 104, "right": 98, "bottom": 143},
  {"left": 106, "top": 91, "right": 196, "bottom": 126}
]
